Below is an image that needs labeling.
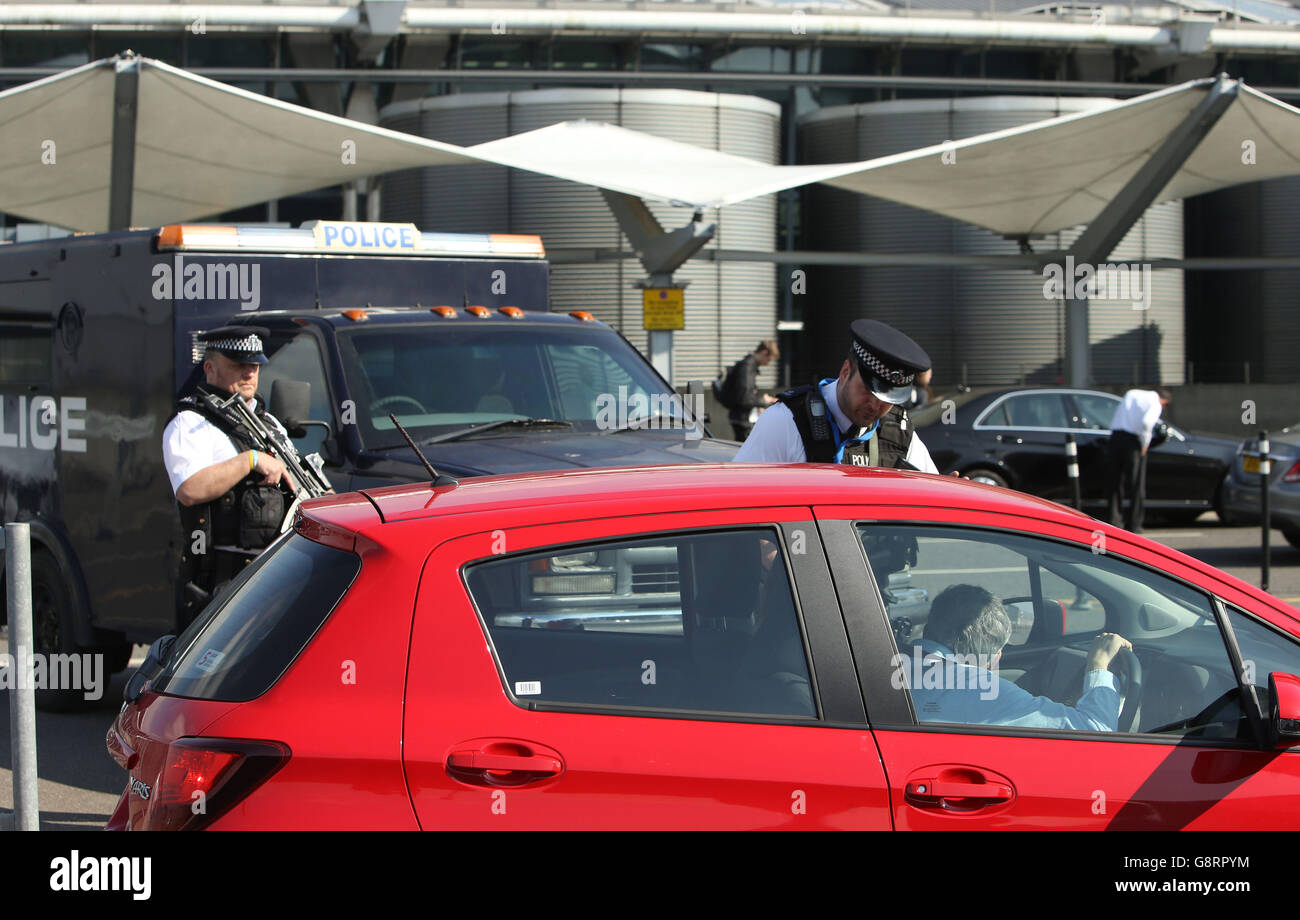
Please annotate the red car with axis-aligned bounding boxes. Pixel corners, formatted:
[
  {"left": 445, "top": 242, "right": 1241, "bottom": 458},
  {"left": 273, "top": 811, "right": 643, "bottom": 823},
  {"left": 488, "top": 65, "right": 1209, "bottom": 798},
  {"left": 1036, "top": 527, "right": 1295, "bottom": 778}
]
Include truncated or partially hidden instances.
[{"left": 106, "top": 464, "right": 1300, "bottom": 830}]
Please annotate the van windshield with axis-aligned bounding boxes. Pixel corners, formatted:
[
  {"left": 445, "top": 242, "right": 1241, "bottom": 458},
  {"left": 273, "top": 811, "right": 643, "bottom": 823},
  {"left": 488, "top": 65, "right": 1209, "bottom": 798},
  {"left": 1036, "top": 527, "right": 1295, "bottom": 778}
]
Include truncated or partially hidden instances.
[{"left": 336, "top": 323, "right": 682, "bottom": 449}]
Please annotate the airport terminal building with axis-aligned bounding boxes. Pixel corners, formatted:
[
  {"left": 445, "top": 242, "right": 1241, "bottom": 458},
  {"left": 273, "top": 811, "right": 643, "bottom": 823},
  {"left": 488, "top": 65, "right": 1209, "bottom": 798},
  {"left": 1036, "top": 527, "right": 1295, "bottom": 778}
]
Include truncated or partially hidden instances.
[{"left": 3, "top": 0, "right": 1299, "bottom": 387}]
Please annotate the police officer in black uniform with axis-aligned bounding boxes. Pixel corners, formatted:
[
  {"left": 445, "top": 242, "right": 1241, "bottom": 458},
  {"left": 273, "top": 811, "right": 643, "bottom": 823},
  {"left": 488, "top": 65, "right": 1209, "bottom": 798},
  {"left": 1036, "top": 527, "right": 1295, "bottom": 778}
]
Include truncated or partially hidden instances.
[
  {"left": 161, "top": 326, "right": 297, "bottom": 626},
  {"left": 734, "top": 319, "right": 938, "bottom": 472}
]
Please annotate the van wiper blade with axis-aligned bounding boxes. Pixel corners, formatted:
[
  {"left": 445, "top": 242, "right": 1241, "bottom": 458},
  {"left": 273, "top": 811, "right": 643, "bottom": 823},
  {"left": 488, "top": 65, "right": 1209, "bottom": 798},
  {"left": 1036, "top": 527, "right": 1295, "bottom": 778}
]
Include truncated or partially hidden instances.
[
  {"left": 419, "top": 417, "right": 573, "bottom": 445},
  {"left": 604, "top": 413, "right": 686, "bottom": 434}
]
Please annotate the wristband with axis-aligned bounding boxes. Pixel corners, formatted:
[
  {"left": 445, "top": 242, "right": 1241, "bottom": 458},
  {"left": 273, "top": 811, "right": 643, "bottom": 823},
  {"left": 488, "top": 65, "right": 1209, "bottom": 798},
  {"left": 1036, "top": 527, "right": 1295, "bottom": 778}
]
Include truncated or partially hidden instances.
[{"left": 249, "top": 450, "right": 258, "bottom": 472}]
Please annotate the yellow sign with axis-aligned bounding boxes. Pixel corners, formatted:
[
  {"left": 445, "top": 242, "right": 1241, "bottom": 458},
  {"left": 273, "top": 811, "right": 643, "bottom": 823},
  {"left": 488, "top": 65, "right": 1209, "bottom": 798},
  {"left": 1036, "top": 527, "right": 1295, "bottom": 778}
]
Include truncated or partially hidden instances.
[{"left": 643, "top": 288, "right": 684, "bottom": 331}]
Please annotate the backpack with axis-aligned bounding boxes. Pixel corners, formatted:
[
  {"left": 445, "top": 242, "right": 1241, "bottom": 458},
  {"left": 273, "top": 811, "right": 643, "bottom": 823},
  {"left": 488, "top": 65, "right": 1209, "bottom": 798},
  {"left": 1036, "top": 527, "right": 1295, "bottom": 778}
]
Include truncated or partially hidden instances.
[{"left": 712, "top": 360, "right": 745, "bottom": 411}]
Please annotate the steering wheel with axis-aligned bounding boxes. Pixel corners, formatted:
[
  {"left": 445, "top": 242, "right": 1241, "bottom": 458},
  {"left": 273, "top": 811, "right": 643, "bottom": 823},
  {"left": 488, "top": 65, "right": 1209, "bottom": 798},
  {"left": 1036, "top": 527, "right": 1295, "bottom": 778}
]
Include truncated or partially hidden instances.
[
  {"left": 371, "top": 395, "right": 429, "bottom": 415},
  {"left": 1114, "top": 646, "right": 1143, "bottom": 733}
]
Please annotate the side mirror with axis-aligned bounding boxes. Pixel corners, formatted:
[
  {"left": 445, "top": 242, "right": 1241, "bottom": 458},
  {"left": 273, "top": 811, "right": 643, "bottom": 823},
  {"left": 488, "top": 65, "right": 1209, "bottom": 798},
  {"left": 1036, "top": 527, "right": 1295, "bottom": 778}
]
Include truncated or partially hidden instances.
[
  {"left": 124, "top": 634, "right": 177, "bottom": 704},
  {"left": 1269, "top": 672, "right": 1300, "bottom": 748},
  {"left": 270, "top": 379, "right": 312, "bottom": 437}
]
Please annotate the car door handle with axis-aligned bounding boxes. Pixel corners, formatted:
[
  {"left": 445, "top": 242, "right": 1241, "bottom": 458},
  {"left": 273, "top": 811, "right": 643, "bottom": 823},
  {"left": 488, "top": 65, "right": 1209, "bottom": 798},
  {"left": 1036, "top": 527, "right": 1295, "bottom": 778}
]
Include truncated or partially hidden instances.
[
  {"left": 907, "top": 779, "right": 1012, "bottom": 801},
  {"left": 904, "top": 766, "right": 1015, "bottom": 812},
  {"left": 446, "top": 739, "right": 564, "bottom": 788}
]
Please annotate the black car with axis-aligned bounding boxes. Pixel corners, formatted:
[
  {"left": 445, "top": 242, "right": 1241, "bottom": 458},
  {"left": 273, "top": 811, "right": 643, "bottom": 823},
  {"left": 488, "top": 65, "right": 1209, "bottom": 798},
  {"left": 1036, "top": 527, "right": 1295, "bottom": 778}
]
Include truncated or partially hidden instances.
[{"left": 913, "top": 387, "right": 1238, "bottom": 524}]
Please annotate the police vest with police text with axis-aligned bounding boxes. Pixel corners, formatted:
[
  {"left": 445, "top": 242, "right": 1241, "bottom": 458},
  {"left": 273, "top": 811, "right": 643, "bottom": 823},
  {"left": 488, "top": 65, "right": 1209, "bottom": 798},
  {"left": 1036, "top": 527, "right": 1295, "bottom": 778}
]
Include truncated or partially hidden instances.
[{"left": 776, "top": 383, "right": 915, "bottom": 468}]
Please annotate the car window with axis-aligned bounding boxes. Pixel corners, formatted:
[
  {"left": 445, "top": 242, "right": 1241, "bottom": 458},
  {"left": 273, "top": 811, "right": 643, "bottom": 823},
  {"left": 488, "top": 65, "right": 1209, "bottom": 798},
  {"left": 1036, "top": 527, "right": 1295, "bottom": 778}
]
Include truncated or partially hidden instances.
[
  {"left": 858, "top": 524, "right": 1249, "bottom": 740},
  {"left": 465, "top": 529, "right": 817, "bottom": 719},
  {"left": 336, "top": 323, "right": 674, "bottom": 449},
  {"left": 999, "top": 393, "right": 1067, "bottom": 429},
  {"left": 154, "top": 533, "right": 361, "bottom": 702},
  {"left": 261, "top": 334, "right": 334, "bottom": 456},
  {"left": 1222, "top": 605, "right": 1300, "bottom": 724},
  {"left": 1070, "top": 393, "right": 1119, "bottom": 431}
]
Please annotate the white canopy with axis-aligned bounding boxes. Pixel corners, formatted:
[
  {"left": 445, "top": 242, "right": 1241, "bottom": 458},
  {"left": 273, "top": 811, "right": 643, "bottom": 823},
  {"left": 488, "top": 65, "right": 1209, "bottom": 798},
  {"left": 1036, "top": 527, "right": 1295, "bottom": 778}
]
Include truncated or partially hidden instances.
[
  {"left": 0, "top": 56, "right": 481, "bottom": 232},
  {"left": 3, "top": 55, "right": 1299, "bottom": 238},
  {"left": 473, "top": 79, "right": 1300, "bottom": 237}
]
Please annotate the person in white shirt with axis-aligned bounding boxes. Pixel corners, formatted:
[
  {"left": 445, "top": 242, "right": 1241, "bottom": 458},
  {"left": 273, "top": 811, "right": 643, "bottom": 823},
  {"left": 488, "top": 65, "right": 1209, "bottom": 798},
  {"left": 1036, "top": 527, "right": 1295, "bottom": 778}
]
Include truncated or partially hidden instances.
[
  {"left": 734, "top": 319, "right": 938, "bottom": 473},
  {"left": 162, "top": 326, "right": 297, "bottom": 625},
  {"left": 1105, "top": 387, "right": 1171, "bottom": 533}
]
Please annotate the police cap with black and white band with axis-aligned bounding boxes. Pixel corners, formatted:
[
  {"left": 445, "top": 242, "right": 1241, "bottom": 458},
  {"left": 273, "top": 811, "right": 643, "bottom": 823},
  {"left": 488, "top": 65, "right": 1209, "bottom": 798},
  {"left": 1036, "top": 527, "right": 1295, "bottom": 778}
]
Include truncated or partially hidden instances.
[
  {"left": 850, "top": 319, "right": 931, "bottom": 406},
  {"left": 199, "top": 325, "right": 269, "bottom": 365}
]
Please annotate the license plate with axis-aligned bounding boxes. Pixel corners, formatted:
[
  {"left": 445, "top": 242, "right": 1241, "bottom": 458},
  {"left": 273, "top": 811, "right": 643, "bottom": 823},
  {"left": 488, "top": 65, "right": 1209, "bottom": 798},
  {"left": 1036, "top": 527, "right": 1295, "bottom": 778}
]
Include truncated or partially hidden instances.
[{"left": 1243, "top": 455, "right": 1260, "bottom": 474}]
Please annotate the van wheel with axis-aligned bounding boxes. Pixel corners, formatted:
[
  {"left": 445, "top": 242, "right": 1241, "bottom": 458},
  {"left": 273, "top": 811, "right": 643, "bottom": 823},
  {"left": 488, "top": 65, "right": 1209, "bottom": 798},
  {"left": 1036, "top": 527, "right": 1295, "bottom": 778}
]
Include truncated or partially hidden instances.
[
  {"left": 966, "top": 469, "right": 1008, "bottom": 489},
  {"left": 28, "top": 553, "right": 92, "bottom": 713}
]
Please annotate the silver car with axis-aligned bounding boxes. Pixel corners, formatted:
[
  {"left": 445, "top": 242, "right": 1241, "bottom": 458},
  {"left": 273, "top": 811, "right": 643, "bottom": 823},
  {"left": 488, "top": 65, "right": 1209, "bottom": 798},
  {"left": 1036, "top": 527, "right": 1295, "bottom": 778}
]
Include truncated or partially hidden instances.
[{"left": 1223, "top": 424, "right": 1300, "bottom": 548}]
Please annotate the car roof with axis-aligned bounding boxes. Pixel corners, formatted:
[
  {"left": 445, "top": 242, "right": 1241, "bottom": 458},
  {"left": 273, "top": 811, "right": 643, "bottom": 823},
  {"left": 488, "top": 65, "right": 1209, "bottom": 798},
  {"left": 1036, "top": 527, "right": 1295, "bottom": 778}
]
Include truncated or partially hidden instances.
[
  {"left": 296, "top": 463, "right": 1298, "bottom": 622},
  {"left": 302, "top": 463, "right": 1092, "bottom": 527}
]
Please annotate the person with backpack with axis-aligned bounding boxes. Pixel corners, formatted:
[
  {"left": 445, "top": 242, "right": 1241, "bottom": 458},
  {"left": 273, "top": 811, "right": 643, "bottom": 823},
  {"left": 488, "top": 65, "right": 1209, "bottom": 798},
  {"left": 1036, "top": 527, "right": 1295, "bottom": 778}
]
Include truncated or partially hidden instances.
[{"left": 717, "top": 340, "right": 779, "bottom": 442}]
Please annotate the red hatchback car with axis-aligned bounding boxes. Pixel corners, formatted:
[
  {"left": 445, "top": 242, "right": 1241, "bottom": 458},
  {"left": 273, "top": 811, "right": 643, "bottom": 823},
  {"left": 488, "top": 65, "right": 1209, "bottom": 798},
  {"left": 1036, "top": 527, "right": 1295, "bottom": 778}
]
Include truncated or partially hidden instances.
[{"left": 106, "top": 464, "right": 1300, "bottom": 830}]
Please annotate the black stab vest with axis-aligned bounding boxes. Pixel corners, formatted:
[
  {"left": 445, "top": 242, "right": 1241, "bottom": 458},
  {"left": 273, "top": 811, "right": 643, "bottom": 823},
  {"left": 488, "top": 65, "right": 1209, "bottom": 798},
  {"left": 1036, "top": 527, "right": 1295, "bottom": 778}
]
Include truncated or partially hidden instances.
[{"left": 775, "top": 382, "right": 915, "bottom": 469}]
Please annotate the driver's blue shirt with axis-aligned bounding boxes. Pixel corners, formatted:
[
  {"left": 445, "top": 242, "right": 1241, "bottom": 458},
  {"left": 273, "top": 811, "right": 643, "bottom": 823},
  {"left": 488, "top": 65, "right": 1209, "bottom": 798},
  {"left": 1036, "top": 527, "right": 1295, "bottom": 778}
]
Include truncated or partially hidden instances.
[{"left": 899, "top": 638, "right": 1121, "bottom": 732}]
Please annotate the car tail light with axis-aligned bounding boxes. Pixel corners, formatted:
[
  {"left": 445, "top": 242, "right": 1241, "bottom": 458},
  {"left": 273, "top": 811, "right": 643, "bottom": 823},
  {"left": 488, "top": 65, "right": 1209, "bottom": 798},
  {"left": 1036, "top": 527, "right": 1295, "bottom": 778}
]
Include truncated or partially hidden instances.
[
  {"left": 144, "top": 738, "right": 290, "bottom": 831},
  {"left": 1284, "top": 460, "right": 1300, "bottom": 483}
]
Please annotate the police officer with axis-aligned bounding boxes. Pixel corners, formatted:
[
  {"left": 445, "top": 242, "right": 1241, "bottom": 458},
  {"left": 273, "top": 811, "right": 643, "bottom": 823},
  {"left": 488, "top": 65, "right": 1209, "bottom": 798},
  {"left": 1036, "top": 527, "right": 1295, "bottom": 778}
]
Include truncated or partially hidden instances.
[
  {"left": 734, "top": 319, "right": 938, "bottom": 472},
  {"left": 162, "top": 326, "right": 297, "bottom": 626}
]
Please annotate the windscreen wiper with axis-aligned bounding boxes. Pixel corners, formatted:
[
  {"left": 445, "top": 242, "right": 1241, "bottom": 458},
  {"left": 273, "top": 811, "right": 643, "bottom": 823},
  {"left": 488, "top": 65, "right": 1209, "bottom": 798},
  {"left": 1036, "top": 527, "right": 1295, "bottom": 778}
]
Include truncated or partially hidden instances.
[
  {"left": 419, "top": 417, "right": 574, "bottom": 445},
  {"left": 603, "top": 413, "right": 687, "bottom": 434}
]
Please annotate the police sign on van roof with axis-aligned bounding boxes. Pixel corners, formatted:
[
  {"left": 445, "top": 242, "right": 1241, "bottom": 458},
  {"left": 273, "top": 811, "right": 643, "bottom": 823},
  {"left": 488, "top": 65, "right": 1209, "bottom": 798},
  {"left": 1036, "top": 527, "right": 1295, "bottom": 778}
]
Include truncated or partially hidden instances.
[{"left": 309, "top": 221, "right": 420, "bottom": 253}]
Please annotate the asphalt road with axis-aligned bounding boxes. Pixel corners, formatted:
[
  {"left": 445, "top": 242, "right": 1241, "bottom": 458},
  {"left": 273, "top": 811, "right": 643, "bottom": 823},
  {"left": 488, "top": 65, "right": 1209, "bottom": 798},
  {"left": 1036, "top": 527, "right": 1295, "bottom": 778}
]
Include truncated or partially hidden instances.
[{"left": 0, "top": 516, "right": 1296, "bottom": 831}]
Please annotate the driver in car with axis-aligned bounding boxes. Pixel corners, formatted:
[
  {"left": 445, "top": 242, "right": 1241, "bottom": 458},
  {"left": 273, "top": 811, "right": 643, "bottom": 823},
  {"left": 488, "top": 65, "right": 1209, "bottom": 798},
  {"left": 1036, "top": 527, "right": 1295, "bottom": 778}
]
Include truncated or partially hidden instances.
[{"left": 897, "top": 584, "right": 1133, "bottom": 731}]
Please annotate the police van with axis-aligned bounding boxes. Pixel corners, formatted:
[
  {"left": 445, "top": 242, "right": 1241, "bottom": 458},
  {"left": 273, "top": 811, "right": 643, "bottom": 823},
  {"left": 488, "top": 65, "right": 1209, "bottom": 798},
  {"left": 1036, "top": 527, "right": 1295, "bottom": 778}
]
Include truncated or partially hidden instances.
[{"left": 0, "top": 220, "right": 732, "bottom": 707}]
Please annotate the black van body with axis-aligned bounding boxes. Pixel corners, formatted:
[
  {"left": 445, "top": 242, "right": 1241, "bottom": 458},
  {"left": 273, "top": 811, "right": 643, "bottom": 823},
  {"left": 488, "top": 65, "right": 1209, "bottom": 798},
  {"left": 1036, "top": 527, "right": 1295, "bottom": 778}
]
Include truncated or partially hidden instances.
[{"left": 0, "top": 224, "right": 732, "bottom": 688}]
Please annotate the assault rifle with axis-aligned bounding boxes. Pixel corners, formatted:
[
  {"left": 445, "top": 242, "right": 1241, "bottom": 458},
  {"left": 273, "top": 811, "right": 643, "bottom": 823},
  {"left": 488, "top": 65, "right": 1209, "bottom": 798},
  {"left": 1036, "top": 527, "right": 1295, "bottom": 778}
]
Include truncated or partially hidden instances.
[{"left": 195, "top": 388, "right": 333, "bottom": 531}]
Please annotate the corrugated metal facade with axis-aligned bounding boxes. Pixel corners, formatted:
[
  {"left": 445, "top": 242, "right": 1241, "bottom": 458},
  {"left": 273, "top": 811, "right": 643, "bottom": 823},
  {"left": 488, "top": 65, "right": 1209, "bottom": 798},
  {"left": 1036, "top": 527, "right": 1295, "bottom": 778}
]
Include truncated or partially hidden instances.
[
  {"left": 798, "top": 97, "right": 1185, "bottom": 386},
  {"left": 379, "top": 89, "right": 779, "bottom": 388}
]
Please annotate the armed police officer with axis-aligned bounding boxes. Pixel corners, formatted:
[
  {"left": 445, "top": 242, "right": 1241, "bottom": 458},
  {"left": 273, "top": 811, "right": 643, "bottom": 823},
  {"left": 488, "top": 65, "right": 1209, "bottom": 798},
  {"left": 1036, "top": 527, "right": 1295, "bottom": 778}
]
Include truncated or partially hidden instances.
[
  {"left": 734, "top": 319, "right": 939, "bottom": 473},
  {"left": 162, "top": 326, "right": 298, "bottom": 626}
]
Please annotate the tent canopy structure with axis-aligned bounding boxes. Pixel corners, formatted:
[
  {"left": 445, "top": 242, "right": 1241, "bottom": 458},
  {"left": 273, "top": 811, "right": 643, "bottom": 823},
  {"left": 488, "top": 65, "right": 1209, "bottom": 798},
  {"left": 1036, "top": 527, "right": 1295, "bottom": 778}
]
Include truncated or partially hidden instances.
[
  {"left": 3, "top": 54, "right": 1299, "bottom": 385},
  {"left": 0, "top": 55, "right": 485, "bottom": 233},
  {"left": 4, "top": 54, "right": 1300, "bottom": 239}
]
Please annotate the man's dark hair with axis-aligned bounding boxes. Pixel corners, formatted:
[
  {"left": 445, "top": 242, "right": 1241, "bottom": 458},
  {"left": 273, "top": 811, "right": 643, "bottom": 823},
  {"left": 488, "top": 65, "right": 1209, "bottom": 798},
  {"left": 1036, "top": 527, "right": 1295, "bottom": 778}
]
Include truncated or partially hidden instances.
[
  {"left": 922, "top": 584, "right": 1012, "bottom": 658},
  {"left": 1156, "top": 387, "right": 1172, "bottom": 402}
]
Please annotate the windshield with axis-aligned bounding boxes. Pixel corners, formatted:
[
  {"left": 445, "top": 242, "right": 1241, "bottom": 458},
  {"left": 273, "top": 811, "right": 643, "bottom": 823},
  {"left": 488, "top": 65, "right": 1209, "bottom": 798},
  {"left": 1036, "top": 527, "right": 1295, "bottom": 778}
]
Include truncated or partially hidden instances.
[{"left": 336, "top": 322, "right": 682, "bottom": 449}]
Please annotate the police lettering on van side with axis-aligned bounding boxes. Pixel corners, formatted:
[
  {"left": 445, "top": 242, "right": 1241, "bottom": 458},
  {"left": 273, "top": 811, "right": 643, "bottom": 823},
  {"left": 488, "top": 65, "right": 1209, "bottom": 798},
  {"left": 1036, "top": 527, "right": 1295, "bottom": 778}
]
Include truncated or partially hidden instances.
[{"left": 0, "top": 395, "right": 87, "bottom": 452}]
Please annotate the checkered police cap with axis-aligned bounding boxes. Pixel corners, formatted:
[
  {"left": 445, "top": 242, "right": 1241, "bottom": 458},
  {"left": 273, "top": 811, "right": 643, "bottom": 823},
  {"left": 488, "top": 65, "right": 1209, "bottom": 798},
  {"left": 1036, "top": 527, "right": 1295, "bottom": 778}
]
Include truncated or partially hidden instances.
[
  {"left": 853, "top": 338, "right": 915, "bottom": 386},
  {"left": 197, "top": 325, "right": 269, "bottom": 365},
  {"left": 849, "top": 319, "right": 931, "bottom": 405}
]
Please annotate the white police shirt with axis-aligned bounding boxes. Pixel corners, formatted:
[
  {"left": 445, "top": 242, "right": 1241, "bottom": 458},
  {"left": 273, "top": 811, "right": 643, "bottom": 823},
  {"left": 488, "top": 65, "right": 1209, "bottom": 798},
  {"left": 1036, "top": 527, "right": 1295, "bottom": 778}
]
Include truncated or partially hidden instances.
[
  {"left": 162, "top": 397, "right": 289, "bottom": 495},
  {"left": 1109, "top": 389, "right": 1164, "bottom": 450},
  {"left": 733, "top": 378, "right": 938, "bottom": 474}
]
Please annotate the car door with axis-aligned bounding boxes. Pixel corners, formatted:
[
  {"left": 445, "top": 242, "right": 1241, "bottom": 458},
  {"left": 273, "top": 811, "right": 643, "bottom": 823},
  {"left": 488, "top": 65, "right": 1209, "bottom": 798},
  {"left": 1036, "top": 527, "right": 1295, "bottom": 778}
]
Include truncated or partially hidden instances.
[
  {"left": 976, "top": 392, "right": 1072, "bottom": 500},
  {"left": 815, "top": 504, "right": 1300, "bottom": 829},
  {"left": 1063, "top": 390, "right": 1119, "bottom": 504},
  {"left": 402, "top": 507, "right": 892, "bottom": 829}
]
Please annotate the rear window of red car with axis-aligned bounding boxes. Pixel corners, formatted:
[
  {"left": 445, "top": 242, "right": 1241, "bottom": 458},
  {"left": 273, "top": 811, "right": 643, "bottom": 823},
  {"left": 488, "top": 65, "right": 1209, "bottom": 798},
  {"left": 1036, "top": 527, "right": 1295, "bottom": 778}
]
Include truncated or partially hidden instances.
[{"left": 152, "top": 534, "right": 361, "bottom": 702}]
